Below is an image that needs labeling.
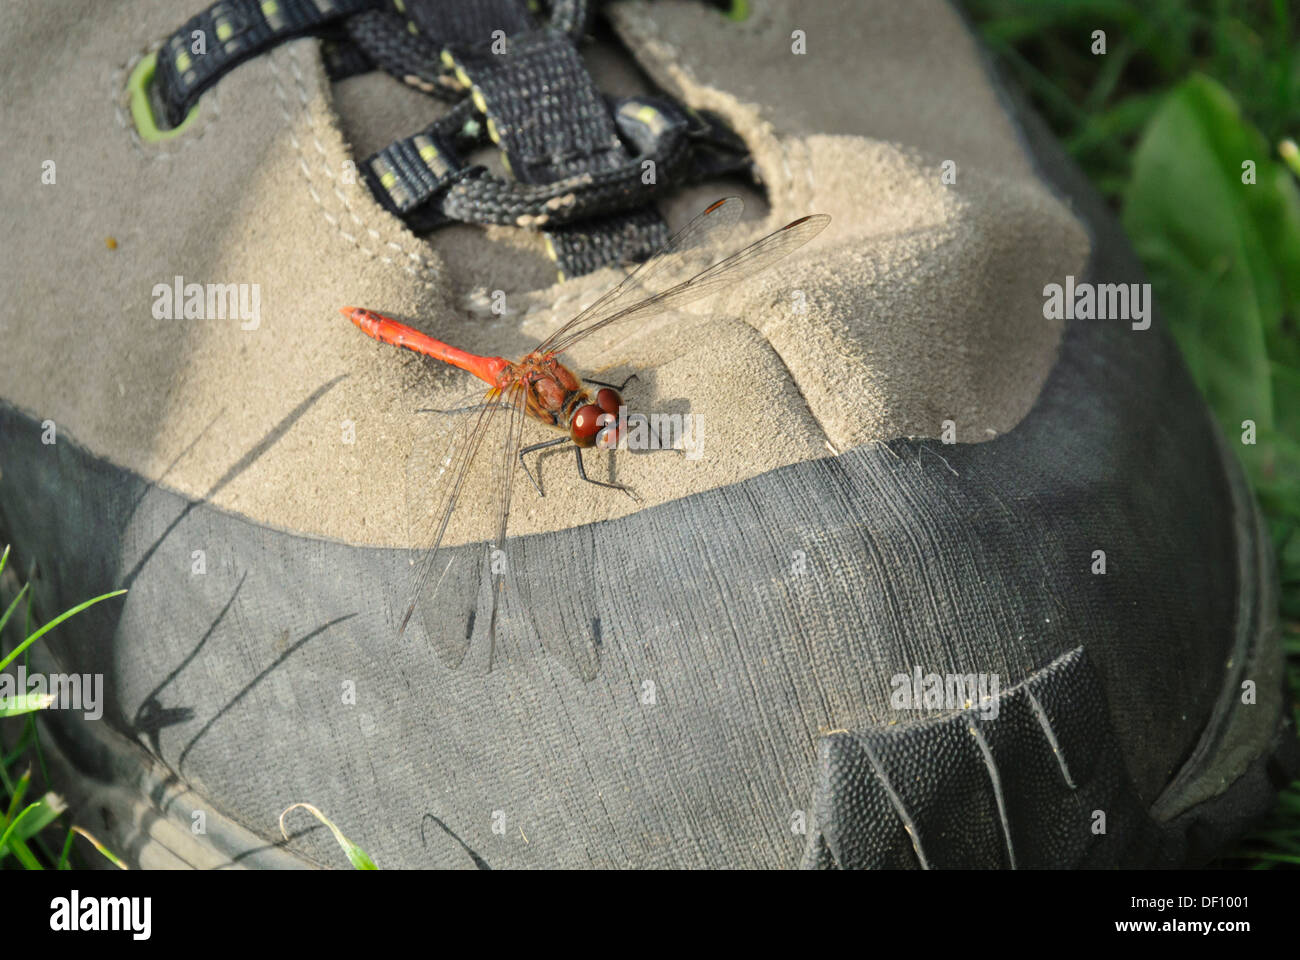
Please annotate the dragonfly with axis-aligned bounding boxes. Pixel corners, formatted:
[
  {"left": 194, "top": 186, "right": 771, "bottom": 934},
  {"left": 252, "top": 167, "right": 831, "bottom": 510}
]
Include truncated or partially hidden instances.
[{"left": 342, "top": 197, "right": 829, "bottom": 679}]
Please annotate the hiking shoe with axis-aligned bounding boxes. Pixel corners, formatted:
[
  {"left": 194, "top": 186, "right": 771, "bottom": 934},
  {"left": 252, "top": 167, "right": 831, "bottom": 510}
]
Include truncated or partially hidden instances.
[{"left": 1, "top": 0, "right": 1294, "bottom": 868}]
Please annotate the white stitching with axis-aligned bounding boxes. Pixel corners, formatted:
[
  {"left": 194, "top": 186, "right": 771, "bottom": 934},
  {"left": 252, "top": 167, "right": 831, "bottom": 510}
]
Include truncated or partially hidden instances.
[
  {"left": 612, "top": 6, "right": 820, "bottom": 212},
  {"left": 268, "top": 45, "right": 440, "bottom": 282}
]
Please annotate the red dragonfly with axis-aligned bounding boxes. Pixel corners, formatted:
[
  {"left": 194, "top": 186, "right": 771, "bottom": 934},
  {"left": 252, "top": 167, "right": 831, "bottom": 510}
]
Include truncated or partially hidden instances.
[{"left": 342, "top": 197, "right": 829, "bottom": 679}]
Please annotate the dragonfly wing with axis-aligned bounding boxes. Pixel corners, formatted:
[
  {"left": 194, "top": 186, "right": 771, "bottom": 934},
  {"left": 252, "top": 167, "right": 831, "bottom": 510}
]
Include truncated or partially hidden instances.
[
  {"left": 401, "top": 381, "right": 603, "bottom": 681},
  {"left": 533, "top": 196, "right": 745, "bottom": 356},
  {"left": 479, "top": 379, "right": 530, "bottom": 674},
  {"left": 401, "top": 384, "right": 518, "bottom": 672},
  {"left": 483, "top": 387, "right": 603, "bottom": 682},
  {"left": 546, "top": 210, "right": 831, "bottom": 356},
  {"left": 527, "top": 533, "right": 602, "bottom": 682}
]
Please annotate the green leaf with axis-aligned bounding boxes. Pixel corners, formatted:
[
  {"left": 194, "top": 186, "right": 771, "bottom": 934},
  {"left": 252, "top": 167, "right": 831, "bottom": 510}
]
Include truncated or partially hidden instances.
[
  {"left": 279, "top": 803, "right": 377, "bottom": 870},
  {"left": 1123, "top": 74, "right": 1300, "bottom": 495}
]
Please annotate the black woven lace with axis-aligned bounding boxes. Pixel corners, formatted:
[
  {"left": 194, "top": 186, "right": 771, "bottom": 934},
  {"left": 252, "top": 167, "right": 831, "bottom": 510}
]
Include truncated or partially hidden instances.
[{"left": 152, "top": 0, "right": 750, "bottom": 277}]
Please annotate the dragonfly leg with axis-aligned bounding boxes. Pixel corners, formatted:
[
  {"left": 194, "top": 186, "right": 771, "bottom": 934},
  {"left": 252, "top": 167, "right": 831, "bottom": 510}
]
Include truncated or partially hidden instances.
[
  {"left": 519, "top": 437, "right": 569, "bottom": 497},
  {"left": 574, "top": 446, "right": 641, "bottom": 502},
  {"left": 585, "top": 372, "right": 639, "bottom": 392}
]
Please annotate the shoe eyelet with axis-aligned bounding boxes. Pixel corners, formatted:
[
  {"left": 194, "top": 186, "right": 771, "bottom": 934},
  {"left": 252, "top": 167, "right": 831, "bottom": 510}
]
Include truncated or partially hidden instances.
[
  {"left": 720, "top": 0, "right": 751, "bottom": 21},
  {"left": 127, "top": 51, "right": 199, "bottom": 143}
]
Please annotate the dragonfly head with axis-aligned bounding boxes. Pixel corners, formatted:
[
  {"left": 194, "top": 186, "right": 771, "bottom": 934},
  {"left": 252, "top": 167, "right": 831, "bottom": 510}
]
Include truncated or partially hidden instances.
[{"left": 569, "top": 388, "right": 623, "bottom": 449}]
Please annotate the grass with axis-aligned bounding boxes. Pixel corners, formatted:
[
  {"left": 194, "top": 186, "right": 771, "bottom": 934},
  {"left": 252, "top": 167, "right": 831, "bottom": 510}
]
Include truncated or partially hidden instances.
[
  {"left": 0, "top": 538, "right": 375, "bottom": 870},
  {"left": 0, "top": 544, "right": 129, "bottom": 869},
  {"left": 964, "top": 0, "right": 1300, "bottom": 867}
]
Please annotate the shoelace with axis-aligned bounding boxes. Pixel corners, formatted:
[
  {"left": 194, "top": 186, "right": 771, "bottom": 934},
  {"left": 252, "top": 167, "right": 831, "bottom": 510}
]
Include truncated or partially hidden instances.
[{"left": 150, "top": 0, "right": 751, "bottom": 278}]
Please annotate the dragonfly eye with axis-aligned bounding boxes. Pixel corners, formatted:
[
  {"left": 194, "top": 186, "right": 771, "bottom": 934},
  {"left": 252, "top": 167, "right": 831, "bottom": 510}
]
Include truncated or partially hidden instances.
[
  {"left": 570, "top": 404, "right": 604, "bottom": 446},
  {"left": 595, "top": 388, "right": 621, "bottom": 415}
]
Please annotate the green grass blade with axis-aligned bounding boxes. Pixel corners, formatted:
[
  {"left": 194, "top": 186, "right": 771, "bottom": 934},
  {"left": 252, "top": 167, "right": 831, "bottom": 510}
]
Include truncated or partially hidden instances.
[
  {"left": 5, "top": 835, "right": 43, "bottom": 870},
  {"left": 0, "top": 588, "right": 126, "bottom": 673},
  {"left": 0, "top": 792, "right": 67, "bottom": 864},
  {"left": 3, "top": 767, "right": 31, "bottom": 829},
  {"left": 0, "top": 803, "right": 45, "bottom": 864},
  {"left": 279, "top": 803, "right": 377, "bottom": 870},
  {"left": 57, "top": 827, "right": 76, "bottom": 869},
  {"left": 0, "top": 692, "right": 56, "bottom": 718},
  {"left": 0, "top": 582, "right": 31, "bottom": 640},
  {"left": 64, "top": 826, "right": 127, "bottom": 870}
]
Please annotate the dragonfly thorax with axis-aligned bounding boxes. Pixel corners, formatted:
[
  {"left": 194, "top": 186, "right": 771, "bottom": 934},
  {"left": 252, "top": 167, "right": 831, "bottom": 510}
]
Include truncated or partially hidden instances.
[{"left": 516, "top": 356, "right": 617, "bottom": 447}]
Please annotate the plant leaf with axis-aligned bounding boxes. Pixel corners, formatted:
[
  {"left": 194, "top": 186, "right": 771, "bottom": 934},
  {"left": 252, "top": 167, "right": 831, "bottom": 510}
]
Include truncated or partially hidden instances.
[{"left": 1123, "top": 74, "right": 1300, "bottom": 496}]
